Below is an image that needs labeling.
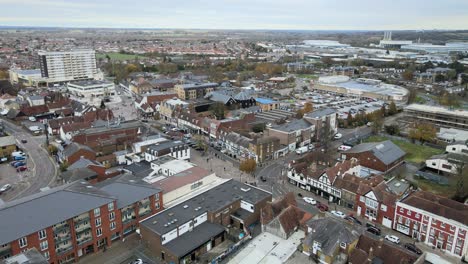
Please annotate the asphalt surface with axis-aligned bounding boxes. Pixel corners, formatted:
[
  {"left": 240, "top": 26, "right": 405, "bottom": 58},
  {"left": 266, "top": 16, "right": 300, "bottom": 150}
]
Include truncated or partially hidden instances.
[{"left": 2, "top": 119, "right": 58, "bottom": 201}]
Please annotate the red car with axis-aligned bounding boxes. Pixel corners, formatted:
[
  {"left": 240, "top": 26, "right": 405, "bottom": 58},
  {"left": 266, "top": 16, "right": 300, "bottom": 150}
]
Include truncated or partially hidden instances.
[
  {"left": 16, "top": 166, "right": 27, "bottom": 172},
  {"left": 316, "top": 203, "right": 329, "bottom": 212}
]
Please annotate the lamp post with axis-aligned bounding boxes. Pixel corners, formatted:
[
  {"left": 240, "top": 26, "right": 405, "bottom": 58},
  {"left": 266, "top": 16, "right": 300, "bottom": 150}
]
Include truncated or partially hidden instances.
[{"left": 43, "top": 119, "right": 49, "bottom": 146}]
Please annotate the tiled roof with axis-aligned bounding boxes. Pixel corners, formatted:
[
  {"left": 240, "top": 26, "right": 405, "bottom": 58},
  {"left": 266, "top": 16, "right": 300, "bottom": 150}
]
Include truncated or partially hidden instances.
[{"left": 349, "top": 235, "right": 418, "bottom": 264}]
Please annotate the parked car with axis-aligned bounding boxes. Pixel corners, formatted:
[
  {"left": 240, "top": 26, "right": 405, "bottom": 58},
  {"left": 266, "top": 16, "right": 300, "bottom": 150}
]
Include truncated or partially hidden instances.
[
  {"left": 338, "top": 145, "right": 352, "bottom": 151},
  {"left": 303, "top": 197, "right": 316, "bottom": 205},
  {"left": 344, "top": 215, "right": 362, "bottom": 225},
  {"left": 14, "top": 161, "right": 26, "bottom": 168},
  {"left": 12, "top": 151, "right": 26, "bottom": 157},
  {"left": 260, "top": 176, "right": 266, "bottom": 182},
  {"left": 334, "top": 133, "right": 343, "bottom": 140},
  {"left": 13, "top": 156, "right": 26, "bottom": 161},
  {"left": 385, "top": 235, "right": 400, "bottom": 244},
  {"left": 331, "top": 210, "right": 346, "bottom": 218},
  {"left": 365, "top": 223, "right": 381, "bottom": 232},
  {"left": 130, "top": 259, "right": 143, "bottom": 264},
  {"left": 0, "top": 157, "right": 7, "bottom": 163},
  {"left": 366, "top": 227, "right": 381, "bottom": 236},
  {"left": 316, "top": 203, "right": 329, "bottom": 212},
  {"left": 21, "top": 139, "right": 27, "bottom": 143},
  {"left": 297, "top": 193, "right": 303, "bottom": 198},
  {"left": 404, "top": 243, "right": 422, "bottom": 255},
  {"left": 0, "top": 184, "right": 12, "bottom": 194},
  {"left": 17, "top": 166, "right": 28, "bottom": 172}
]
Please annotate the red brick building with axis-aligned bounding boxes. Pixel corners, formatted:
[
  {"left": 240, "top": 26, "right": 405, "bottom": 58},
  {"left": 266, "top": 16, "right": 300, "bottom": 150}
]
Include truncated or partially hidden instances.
[
  {"left": 0, "top": 174, "right": 163, "bottom": 263},
  {"left": 394, "top": 191, "right": 468, "bottom": 259},
  {"left": 341, "top": 140, "right": 405, "bottom": 174},
  {"left": 58, "top": 143, "right": 96, "bottom": 166}
]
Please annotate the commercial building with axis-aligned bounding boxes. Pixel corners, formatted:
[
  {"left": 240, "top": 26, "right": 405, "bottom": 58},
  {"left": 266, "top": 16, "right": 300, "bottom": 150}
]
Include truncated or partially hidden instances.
[
  {"left": 304, "top": 108, "right": 337, "bottom": 141},
  {"left": 404, "top": 104, "right": 468, "bottom": 130},
  {"left": 67, "top": 80, "right": 115, "bottom": 99},
  {"left": 0, "top": 174, "right": 163, "bottom": 263},
  {"left": 140, "top": 179, "right": 271, "bottom": 264},
  {"left": 0, "top": 136, "right": 16, "bottom": 158},
  {"left": 314, "top": 76, "right": 409, "bottom": 103},
  {"left": 394, "top": 191, "right": 468, "bottom": 259},
  {"left": 402, "top": 42, "right": 468, "bottom": 54},
  {"left": 37, "top": 49, "right": 102, "bottom": 85},
  {"left": 268, "top": 119, "right": 314, "bottom": 152},
  {"left": 8, "top": 69, "right": 42, "bottom": 86},
  {"left": 144, "top": 141, "right": 190, "bottom": 162},
  {"left": 174, "top": 83, "right": 218, "bottom": 100}
]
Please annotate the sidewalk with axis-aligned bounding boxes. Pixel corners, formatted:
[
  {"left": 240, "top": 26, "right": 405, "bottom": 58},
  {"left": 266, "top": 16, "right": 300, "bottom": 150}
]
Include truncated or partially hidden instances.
[{"left": 78, "top": 234, "right": 143, "bottom": 264}]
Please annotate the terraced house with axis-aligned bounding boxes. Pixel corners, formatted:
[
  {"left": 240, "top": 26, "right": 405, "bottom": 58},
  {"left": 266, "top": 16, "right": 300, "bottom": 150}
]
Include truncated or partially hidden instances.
[{"left": 0, "top": 174, "right": 163, "bottom": 263}]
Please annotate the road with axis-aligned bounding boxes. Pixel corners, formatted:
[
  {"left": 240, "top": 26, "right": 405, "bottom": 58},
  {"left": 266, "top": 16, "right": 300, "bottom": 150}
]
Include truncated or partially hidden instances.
[{"left": 2, "top": 119, "right": 58, "bottom": 201}]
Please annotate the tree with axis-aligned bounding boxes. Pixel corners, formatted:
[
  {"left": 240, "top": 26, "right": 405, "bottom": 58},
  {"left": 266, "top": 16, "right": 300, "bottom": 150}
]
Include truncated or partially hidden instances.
[
  {"left": 60, "top": 161, "right": 69, "bottom": 172},
  {"left": 452, "top": 164, "right": 468, "bottom": 202},
  {"left": 303, "top": 102, "right": 313, "bottom": 113},
  {"left": 346, "top": 112, "right": 353, "bottom": 126},
  {"left": 371, "top": 118, "right": 383, "bottom": 135},
  {"left": 209, "top": 102, "right": 226, "bottom": 120},
  {"left": 384, "top": 124, "right": 400, "bottom": 135},
  {"left": 48, "top": 145, "right": 58, "bottom": 155},
  {"left": 388, "top": 101, "right": 398, "bottom": 115},
  {"left": 407, "top": 88, "right": 417, "bottom": 104},
  {"left": 239, "top": 158, "right": 257, "bottom": 175},
  {"left": 435, "top": 74, "right": 446, "bottom": 83},
  {"left": 252, "top": 123, "right": 266, "bottom": 133},
  {"left": 402, "top": 70, "right": 414, "bottom": 81},
  {"left": 409, "top": 123, "right": 437, "bottom": 144}
]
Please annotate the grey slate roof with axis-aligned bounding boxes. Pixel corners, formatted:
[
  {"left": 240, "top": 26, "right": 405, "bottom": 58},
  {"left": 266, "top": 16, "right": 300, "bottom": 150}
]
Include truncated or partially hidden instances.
[
  {"left": 1, "top": 248, "right": 49, "bottom": 264},
  {"left": 304, "top": 218, "right": 359, "bottom": 256},
  {"left": 61, "top": 167, "right": 98, "bottom": 183},
  {"left": 61, "top": 142, "right": 94, "bottom": 158},
  {"left": 147, "top": 140, "right": 186, "bottom": 153},
  {"left": 306, "top": 108, "right": 336, "bottom": 119},
  {"left": 344, "top": 140, "right": 405, "bottom": 165},
  {"left": 140, "top": 179, "right": 270, "bottom": 235},
  {"left": 271, "top": 119, "right": 313, "bottom": 132},
  {"left": 67, "top": 157, "right": 100, "bottom": 170},
  {"left": 0, "top": 135, "right": 16, "bottom": 147},
  {"left": 225, "top": 132, "right": 252, "bottom": 148},
  {"left": 205, "top": 92, "right": 234, "bottom": 104},
  {"left": 95, "top": 174, "right": 161, "bottom": 209},
  {"left": 0, "top": 183, "right": 114, "bottom": 245},
  {"left": 163, "top": 222, "right": 225, "bottom": 258}
]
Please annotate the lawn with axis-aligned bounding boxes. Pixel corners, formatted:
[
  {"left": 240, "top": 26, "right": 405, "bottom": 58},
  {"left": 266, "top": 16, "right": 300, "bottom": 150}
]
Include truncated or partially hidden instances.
[
  {"left": 96, "top": 52, "right": 147, "bottom": 61},
  {"left": 413, "top": 178, "right": 455, "bottom": 197},
  {"left": 363, "top": 136, "right": 444, "bottom": 164}
]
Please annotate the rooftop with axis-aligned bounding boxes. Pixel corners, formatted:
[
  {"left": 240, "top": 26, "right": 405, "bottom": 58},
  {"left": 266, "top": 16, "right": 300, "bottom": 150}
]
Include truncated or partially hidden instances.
[
  {"left": 270, "top": 119, "right": 313, "bottom": 133},
  {"left": 318, "top": 76, "right": 408, "bottom": 97},
  {"left": 68, "top": 80, "right": 113, "bottom": 87},
  {"left": 405, "top": 104, "right": 468, "bottom": 118},
  {"left": 344, "top": 140, "right": 405, "bottom": 166},
  {"left": 256, "top": 98, "right": 277, "bottom": 104},
  {"left": 0, "top": 135, "right": 16, "bottom": 147},
  {"left": 140, "top": 179, "right": 271, "bottom": 235}
]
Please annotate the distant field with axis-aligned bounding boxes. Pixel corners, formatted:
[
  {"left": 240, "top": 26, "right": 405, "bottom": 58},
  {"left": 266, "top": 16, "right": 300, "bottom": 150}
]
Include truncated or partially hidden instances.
[
  {"left": 96, "top": 52, "right": 147, "bottom": 60},
  {"left": 363, "top": 135, "right": 444, "bottom": 164}
]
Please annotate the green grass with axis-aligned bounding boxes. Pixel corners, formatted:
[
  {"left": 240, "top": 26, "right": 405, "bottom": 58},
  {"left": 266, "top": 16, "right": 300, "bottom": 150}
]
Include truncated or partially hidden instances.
[
  {"left": 414, "top": 96, "right": 427, "bottom": 104},
  {"left": 295, "top": 74, "right": 319, "bottom": 79},
  {"left": 363, "top": 136, "right": 444, "bottom": 164},
  {"left": 96, "top": 52, "right": 147, "bottom": 61},
  {"left": 413, "top": 178, "right": 455, "bottom": 197}
]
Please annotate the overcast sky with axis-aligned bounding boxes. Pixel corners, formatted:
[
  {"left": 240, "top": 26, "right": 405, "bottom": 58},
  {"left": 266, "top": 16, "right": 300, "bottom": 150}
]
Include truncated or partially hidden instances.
[{"left": 0, "top": 0, "right": 467, "bottom": 30}]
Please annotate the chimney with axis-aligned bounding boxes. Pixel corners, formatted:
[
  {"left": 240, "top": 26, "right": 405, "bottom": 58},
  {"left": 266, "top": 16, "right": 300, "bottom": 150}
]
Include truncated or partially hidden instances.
[
  {"left": 310, "top": 162, "right": 317, "bottom": 172},
  {"left": 367, "top": 247, "right": 374, "bottom": 262}
]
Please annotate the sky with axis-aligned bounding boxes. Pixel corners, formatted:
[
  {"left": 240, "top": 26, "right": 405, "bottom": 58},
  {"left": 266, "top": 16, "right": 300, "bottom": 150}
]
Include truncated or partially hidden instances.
[{"left": 0, "top": 0, "right": 467, "bottom": 30}]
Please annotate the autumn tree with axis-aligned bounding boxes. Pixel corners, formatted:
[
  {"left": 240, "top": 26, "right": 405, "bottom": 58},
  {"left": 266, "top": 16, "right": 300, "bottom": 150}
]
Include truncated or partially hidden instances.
[
  {"left": 402, "top": 70, "right": 414, "bottom": 81},
  {"left": 452, "top": 164, "right": 468, "bottom": 202},
  {"left": 303, "top": 102, "right": 313, "bottom": 113},
  {"left": 240, "top": 158, "right": 257, "bottom": 175},
  {"left": 388, "top": 101, "right": 398, "bottom": 115},
  {"left": 408, "top": 123, "right": 437, "bottom": 144},
  {"left": 209, "top": 102, "right": 226, "bottom": 120}
]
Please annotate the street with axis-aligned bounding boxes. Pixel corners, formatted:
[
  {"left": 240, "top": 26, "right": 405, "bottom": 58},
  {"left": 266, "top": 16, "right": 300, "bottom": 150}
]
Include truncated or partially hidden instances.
[{"left": 1, "top": 119, "right": 58, "bottom": 201}]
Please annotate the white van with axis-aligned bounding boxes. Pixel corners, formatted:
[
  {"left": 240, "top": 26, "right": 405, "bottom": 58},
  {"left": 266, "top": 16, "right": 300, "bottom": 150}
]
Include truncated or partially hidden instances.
[
  {"left": 295, "top": 146, "right": 309, "bottom": 155},
  {"left": 338, "top": 145, "right": 352, "bottom": 151}
]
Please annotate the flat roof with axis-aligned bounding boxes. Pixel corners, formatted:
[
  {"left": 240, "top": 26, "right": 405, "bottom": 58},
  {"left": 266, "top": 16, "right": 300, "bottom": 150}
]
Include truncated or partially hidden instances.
[
  {"left": 163, "top": 222, "right": 225, "bottom": 258},
  {"left": 405, "top": 104, "right": 468, "bottom": 118},
  {"left": 140, "top": 179, "right": 271, "bottom": 235}
]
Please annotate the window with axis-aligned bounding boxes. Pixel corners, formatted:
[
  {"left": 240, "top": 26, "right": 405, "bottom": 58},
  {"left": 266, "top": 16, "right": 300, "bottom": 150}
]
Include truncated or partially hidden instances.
[
  {"left": 156, "top": 203, "right": 160, "bottom": 210},
  {"left": 422, "top": 224, "right": 427, "bottom": 232},
  {"left": 398, "top": 216, "right": 403, "bottom": 224},
  {"left": 457, "top": 238, "right": 463, "bottom": 246},
  {"left": 109, "top": 212, "right": 115, "bottom": 221},
  {"left": 447, "top": 243, "right": 452, "bottom": 252},
  {"left": 38, "top": 229, "right": 47, "bottom": 240},
  {"left": 43, "top": 251, "right": 50, "bottom": 260},
  {"left": 380, "top": 204, "right": 387, "bottom": 212},
  {"left": 95, "top": 218, "right": 101, "bottom": 227},
  {"left": 455, "top": 247, "right": 461, "bottom": 255},
  {"left": 94, "top": 208, "right": 100, "bottom": 217},
  {"left": 110, "top": 222, "right": 116, "bottom": 230},
  {"left": 19, "top": 237, "right": 27, "bottom": 248},
  {"left": 430, "top": 228, "right": 435, "bottom": 236},
  {"left": 399, "top": 207, "right": 404, "bottom": 213},
  {"left": 406, "top": 210, "right": 411, "bottom": 216},
  {"left": 108, "top": 202, "right": 114, "bottom": 211},
  {"left": 450, "top": 226, "right": 455, "bottom": 232},
  {"left": 154, "top": 193, "right": 159, "bottom": 201},
  {"left": 415, "top": 213, "right": 420, "bottom": 219},
  {"left": 40, "top": 241, "right": 48, "bottom": 251},
  {"left": 96, "top": 228, "right": 102, "bottom": 237},
  {"left": 405, "top": 218, "right": 410, "bottom": 226},
  {"left": 359, "top": 196, "right": 365, "bottom": 203},
  {"left": 441, "top": 223, "right": 446, "bottom": 229}
]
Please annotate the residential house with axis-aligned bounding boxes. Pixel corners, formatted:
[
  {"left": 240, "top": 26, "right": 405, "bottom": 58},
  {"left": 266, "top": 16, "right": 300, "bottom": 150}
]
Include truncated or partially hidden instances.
[
  {"left": 222, "top": 132, "right": 254, "bottom": 161},
  {"left": 302, "top": 218, "right": 360, "bottom": 264},
  {"left": 0, "top": 136, "right": 17, "bottom": 158},
  {"left": 134, "top": 93, "right": 177, "bottom": 117},
  {"left": 268, "top": 119, "right": 315, "bottom": 152},
  {"left": 48, "top": 116, "right": 84, "bottom": 135},
  {"left": 394, "top": 191, "right": 468, "bottom": 259},
  {"left": 140, "top": 179, "right": 271, "bottom": 264},
  {"left": 58, "top": 142, "right": 96, "bottom": 166},
  {"left": 26, "top": 95, "right": 45, "bottom": 107},
  {"left": 341, "top": 140, "right": 405, "bottom": 174},
  {"left": 159, "top": 98, "right": 189, "bottom": 125},
  {"left": 348, "top": 235, "right": 419, "bottom": 264},
  {"left": 260, "top": 192, "right": 313, "bottom": 240},
  {"left": 0, "top": 174, "right": 162, "bottom": 263}
]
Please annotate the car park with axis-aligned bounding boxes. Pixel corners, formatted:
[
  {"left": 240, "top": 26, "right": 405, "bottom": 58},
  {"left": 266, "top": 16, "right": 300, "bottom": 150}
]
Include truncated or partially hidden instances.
[
  {"left": 404, "top": 243, "right": 422, "bottom": 255},
  {"left": 331, "top": 210, "right": 346, "bottom": 218},
  {"left": 0, "top": 184, "right": 12, "bottom": 194},
  {"left": 385, "top": 235, "right": 400, "bottom": 244},
  {"left": 303, "top": 197, "right": 316, "bottom": 205},
  {"left": 366, "top": 227, "right": 381, "bottom": 236}
]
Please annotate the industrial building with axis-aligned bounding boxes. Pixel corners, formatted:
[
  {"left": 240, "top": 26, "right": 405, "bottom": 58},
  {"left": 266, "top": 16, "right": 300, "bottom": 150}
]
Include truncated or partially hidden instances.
[{"left": 314, "top": 76, "right": 409, "bottom": 103}]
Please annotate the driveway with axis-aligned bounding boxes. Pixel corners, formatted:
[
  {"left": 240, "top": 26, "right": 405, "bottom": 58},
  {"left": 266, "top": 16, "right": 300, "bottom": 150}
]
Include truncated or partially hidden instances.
[{"left": 1, "top": 119, "right": 58, "bottom": 201}]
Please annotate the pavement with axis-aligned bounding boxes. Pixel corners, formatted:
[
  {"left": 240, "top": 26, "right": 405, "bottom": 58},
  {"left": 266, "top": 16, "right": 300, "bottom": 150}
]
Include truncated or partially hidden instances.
[{"left": 1, "top": 119, "right": 58, "bottom": 201}]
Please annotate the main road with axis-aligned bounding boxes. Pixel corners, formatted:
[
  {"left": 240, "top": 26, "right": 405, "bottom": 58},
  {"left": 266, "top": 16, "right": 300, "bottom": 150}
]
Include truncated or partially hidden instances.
[{"left": 2, "top": 119, "right": 58, "bottom": 200}]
